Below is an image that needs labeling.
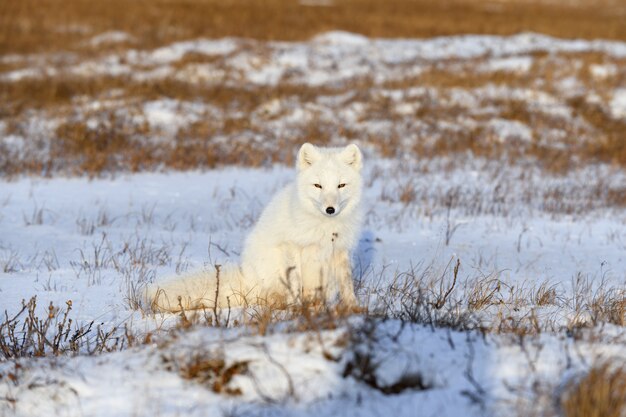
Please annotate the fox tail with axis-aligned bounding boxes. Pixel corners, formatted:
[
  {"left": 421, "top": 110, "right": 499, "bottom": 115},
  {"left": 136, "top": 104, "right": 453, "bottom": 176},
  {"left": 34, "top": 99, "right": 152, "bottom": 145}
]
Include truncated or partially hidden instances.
[{"left": 145, "top": 264, "right": 246, "bottom": 313}]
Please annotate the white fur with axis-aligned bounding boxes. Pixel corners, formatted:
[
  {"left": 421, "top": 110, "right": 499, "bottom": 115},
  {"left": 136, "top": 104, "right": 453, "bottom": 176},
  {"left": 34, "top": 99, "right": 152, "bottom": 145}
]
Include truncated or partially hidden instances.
[{"left": 146, "top": 143, "right": 364, "bottom": 312}]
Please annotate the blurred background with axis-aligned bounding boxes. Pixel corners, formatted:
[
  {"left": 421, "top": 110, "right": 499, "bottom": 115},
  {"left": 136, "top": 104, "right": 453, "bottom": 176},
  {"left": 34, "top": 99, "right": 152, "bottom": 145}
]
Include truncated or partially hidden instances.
[
  {"left": 3, "top": 0, "right": 626, "bottom": 52},
  {"left": 0, "top": 0, "right": 624, "bottom": 179}
]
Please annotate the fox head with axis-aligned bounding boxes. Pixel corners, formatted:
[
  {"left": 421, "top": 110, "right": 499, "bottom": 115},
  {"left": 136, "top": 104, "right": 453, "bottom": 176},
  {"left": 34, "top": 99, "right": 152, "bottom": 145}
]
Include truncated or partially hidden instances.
[{"left": 296, "top": 143, "right": 363, "bottom": 218}]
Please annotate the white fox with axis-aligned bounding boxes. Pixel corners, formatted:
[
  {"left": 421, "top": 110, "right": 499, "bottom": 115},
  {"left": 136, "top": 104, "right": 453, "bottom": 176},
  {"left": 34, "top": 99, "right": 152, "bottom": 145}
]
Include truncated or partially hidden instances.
[{"left": 147, "top": 143, "right": 364, "bottom": 312}]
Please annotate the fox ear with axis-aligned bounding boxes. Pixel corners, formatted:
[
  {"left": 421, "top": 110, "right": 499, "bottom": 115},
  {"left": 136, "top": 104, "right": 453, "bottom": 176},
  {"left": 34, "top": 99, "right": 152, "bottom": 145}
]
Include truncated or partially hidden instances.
[
  {"left": 341, "top": 144, "right": 362, "bottom": 171},
  {"left": 297, "top": 143, "right": 321, "bottom": 170}
]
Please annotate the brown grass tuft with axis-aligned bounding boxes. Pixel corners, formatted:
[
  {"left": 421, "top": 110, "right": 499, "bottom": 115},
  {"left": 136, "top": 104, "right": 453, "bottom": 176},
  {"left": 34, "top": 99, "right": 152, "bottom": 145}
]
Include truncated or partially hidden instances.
[
  {"left": 589, "top": 290, "right": 626, "bottom": 327},
  {"left": 561, "top": 362, "right": 626, "bottom": 417},
  {"left": 531, "top": 282, "right": 559, "bottom": 307},
  {"left": 172, "top": 353, "right": 249, "bottom": 396},
  {"left": 0, "top": 296, "right": 132, "bottom": 358}
]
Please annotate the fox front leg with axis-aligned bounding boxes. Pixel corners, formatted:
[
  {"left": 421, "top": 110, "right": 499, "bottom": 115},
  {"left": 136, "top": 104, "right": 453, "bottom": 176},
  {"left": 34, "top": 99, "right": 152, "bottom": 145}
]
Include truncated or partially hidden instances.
[
  {"left": 332, "top": 249, "right": 357, "bottom": 307},
  {"left": 300, "top": 245, "right": 326, "bottom": 302}
]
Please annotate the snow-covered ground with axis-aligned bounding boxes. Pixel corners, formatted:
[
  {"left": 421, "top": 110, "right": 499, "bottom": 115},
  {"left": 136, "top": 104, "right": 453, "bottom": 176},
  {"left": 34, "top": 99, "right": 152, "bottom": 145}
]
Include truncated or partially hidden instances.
[
  {"left": 4, "top": 31, "right": 626, "bottom": 84},
  {"left": 1, "top": 31, "right": 626, "bottom": 417},
  {"left": 1, "top": 158, "right": 625, "bottom": 416}
]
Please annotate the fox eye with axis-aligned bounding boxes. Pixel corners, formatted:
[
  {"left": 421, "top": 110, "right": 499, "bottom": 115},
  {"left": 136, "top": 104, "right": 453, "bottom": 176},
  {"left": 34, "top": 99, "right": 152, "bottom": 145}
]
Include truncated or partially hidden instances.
[
  {"left": 314, "top": 184, "right": 322, "bottom": 189},
  {"left": 338, "top": 183, "right": 346, "bottom": 188}
]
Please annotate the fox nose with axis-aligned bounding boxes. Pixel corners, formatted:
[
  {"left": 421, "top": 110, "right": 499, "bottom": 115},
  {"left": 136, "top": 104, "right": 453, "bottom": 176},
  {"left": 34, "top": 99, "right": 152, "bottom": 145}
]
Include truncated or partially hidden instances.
[{"left": 326, "top": 206, "right": 335, "bottom": 215}]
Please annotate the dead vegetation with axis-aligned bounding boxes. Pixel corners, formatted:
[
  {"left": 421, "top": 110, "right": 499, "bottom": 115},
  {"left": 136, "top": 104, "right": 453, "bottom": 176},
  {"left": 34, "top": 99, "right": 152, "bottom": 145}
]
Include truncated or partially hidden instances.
[
  {"left": 165, "top": 350, "right": 249, "bottom": 396},
  {"left": 2, "top": 72, "right": 625, "bottom": 178},
  {"left": 161, "top": 256, "right": 626, "bottom": 340},
  {"left": 2, "top": 0, "right": 626, "bottom": 56},
  {"left": 1, "top": 258, "right": 626, "bottom": 416},
  {"left": 0, "top": 1, "right": 625, "bottom": 178},
  {"left": 0, "top": 297, "right": 131, "bottom": 359},
  {"left": 1, "top": 3, "right": 625, "bottom": 406},
  {"left": 560, "top": 362, "right": 626, "bottom": 417},
  {"left": 2, "top": 236, "right": 624, "bottom": 364}
]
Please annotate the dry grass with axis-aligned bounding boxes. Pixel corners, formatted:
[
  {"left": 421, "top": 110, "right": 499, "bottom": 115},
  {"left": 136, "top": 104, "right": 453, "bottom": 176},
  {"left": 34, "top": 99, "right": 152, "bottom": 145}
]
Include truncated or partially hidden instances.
[
  {"left": 561, "top": 362, "right": 626, "bottom": 417},
  {"left": 3, "top": 57, "right": 624, "bottom": 177},
  {"left": 531, "top": 282, "right": 559, "bottom": 307},
  {"left": 172, "top": 282, "right": 359, "bottom": 338},
  {"left": 2, "top": 259, "right": 626, "bottom": 417},
  {"left": 359, "top": 258, "right": 626, "bottom": 337},
  {"left": 0, "top": 0, "right": 626, "bottom": 177},
  {"left": 589, "top": 290, "right": 626, "bottom": 327},
  {"left": 2, "top": 87, "right": 625, "bottom": 179},
  {"left": 0, "top": 297, "right": 132, "bottom": 359},
  {"left": 167, "top": 351, "right": 249, "bottom": 396},
  {"left": 571, "top": 97, "right": 626, "bottom": 168},
  {"left": 1, "top": 1, "right": 625, "bottom": 178},
  {"left": 4, "top": 231, "right": 624, "bottom": 362},
  {"left": 2, "top": 0, "right": 626, "bottom": 56}
]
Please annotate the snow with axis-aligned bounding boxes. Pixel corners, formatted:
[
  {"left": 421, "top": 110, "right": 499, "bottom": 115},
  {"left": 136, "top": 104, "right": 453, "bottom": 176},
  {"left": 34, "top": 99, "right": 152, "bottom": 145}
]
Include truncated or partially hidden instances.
[
  {"left": 144, "top": 38, "right": 239, "bottom": 65},
  {"left": 4, "top": 32, "right": 626, "bottom": 86},
  {"left": 140, "top": 99, "right": 208, "bottom": 135},
  {"left": 485, "top": 119, "right": 533, "bottom": 143},
  {"left": 589, "top": 63, "right": 618, "bottom": 80},
  {"left": 1, "top": 67, "right": 51, "bottom": 82},
  {"left": 478, "top": 56, "right": 533, "bottom": 73},
  {"left": 1, "top": 31, "right": 626, "bottom": 417},
  {"left": 87, "top": 31, "right": 134, "bottom": 47},
  {"left": 610, "top": 89, "right": 626, "bottom": 119},
  {"left": 0, "top": 157, "right": 625, "bottom": 416},
  {"left": 312, "top": 31, "right": 370, "bottom": 46}
]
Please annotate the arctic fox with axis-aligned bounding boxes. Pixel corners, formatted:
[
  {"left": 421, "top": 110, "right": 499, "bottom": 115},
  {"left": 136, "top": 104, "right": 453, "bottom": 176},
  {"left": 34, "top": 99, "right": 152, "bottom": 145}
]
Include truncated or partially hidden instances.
[{"left": 147, "top": 143, "right": 364, "bottom": 312}]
